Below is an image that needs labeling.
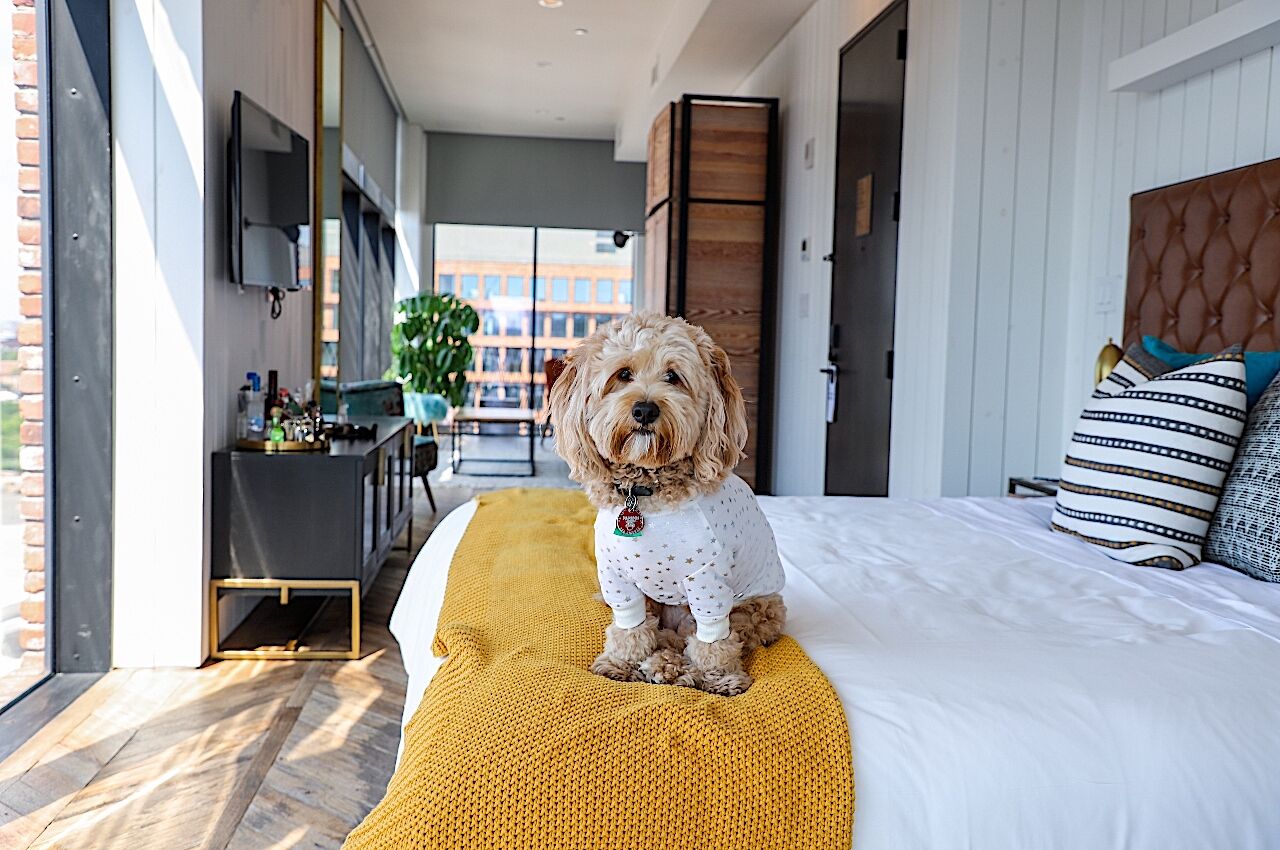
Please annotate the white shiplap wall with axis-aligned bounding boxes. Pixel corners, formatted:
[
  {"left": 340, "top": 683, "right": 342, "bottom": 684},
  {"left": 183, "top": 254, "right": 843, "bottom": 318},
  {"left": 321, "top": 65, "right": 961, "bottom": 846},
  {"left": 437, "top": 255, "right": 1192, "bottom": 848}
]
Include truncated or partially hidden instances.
[
  {"left": 1061, "top": 0, "right": 1280, "bottom": 453},
  {"left": 742, "top": 0, "right": 1279, "bottom": 497}
]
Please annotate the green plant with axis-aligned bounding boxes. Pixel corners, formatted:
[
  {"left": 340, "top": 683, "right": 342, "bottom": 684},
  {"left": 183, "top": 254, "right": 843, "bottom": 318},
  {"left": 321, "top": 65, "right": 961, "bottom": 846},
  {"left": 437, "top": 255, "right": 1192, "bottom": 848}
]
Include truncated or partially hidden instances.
[{"left": 386, "top": 292, "right": 479, "bottom": 408}]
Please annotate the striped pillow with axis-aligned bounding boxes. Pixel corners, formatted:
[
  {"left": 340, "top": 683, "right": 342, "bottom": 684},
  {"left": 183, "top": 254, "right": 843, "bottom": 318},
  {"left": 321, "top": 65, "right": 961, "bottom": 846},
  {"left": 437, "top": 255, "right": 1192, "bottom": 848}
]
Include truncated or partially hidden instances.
[{"left": 1051, "top": 348, "right": 1248, "bottom": 569}]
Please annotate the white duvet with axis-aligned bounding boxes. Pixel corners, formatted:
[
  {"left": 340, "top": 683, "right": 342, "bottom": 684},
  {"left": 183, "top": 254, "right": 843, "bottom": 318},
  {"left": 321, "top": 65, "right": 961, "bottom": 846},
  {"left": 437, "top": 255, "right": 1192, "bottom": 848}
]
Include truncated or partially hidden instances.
[{"left": 390, "top": 496, "right": 1280, "bottom": 850}]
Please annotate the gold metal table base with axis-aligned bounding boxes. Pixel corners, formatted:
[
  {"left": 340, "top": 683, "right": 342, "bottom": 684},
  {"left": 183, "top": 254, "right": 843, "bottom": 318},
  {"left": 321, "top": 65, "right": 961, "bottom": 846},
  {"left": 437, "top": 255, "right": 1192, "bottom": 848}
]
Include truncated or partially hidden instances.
[{"left": 209, "top": 578, "right": 361, "bottom": 660}]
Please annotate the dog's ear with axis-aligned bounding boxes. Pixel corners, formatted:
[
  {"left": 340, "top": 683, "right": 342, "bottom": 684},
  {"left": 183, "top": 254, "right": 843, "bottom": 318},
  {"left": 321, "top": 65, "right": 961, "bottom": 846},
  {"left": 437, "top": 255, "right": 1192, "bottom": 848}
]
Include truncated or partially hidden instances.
[
  {"left": 692, "top": 334, "right": 747, "bottom": 483},
  {"left": 548, "top": 344, "right": 608, "bottom": 482}
]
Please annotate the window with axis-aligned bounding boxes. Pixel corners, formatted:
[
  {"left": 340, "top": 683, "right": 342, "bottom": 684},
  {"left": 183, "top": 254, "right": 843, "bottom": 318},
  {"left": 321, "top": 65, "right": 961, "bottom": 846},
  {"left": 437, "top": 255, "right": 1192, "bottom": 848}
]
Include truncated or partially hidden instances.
[
  {"left": 484, "top": 274, "right": 501, "bottom": 298},
  {"left": 572, "top": 314, "right": 590, "bottom": 337},
  {"left": 551, "top": 348, "right": 567, "bottom": 361},
  {"left": 595, "top": 230, "right": 617, "bottom": 253},
  {"left": 597, "top": 278, "right": 613, "bottom": 304},
  {"left": 482, "top": 311, "right": 500, "bottom": 335},
  {"left": 532, "top": 385, "right": 545, "bottom": 410},
  {"left": 438, "top": 273, "right": 454, "bottom": 294},
  {"left": 481, "top": 348, "right": 500, "bottom": 372},
  {"left": 618, "top": 279, "right": 633, "bottom": 305},
  {"left": 535, "top": 276, "right": 547, "bottom": 300},
  {"left": 551, "top": 277, "right": 568, "bottom": 301},
  {"left": 574, "top": 278, "right": 591, "bottom": 303},
  {"left": 532, "top": 347, "right": 543, "bottom": 369},
  {"left": 595, "top": 314, "right": 613, "bottom": 332},
  {"left": 502, "top": 312, "right": 522, "bottom": 336},
  {"left": 550, "top": 312, "right": 568, "bottom": 337},
  {"left": 461, "top": 274, "right": 479, "bottom": 299},
  {"left": 503, "top": 348, "right": 523, "bottom": 373},
  {"left": 507, "top": 276, "right": 525, "bottom": 297}
]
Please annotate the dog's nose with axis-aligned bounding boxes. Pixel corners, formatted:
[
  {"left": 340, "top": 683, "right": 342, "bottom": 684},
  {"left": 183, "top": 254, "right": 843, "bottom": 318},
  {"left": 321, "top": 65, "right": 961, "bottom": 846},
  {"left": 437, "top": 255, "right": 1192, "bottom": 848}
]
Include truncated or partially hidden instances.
[{"left": 631, "top": 400, "right": 660, "bottom": 426}]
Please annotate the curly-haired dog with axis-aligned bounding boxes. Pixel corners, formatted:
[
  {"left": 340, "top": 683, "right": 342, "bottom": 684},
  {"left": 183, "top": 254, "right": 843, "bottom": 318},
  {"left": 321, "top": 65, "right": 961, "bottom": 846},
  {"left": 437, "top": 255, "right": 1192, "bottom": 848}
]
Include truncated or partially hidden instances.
[{"left": 549, "top": 313, "right": 786, "bottom": 696}]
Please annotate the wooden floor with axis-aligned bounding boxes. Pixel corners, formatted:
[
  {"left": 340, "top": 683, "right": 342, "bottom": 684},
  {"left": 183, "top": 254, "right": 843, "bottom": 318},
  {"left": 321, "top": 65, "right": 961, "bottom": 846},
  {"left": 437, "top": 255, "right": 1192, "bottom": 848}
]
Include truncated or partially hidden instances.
[{"left": 0, "top": 485, "right": 477, "bottom": 850}]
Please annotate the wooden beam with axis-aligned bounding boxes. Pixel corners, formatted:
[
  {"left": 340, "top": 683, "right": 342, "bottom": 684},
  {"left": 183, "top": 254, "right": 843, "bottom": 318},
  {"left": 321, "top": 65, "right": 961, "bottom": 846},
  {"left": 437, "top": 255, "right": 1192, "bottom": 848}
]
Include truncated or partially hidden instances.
[{"left": 1108, "top": 0, "right": 1280, "bottom": 93}]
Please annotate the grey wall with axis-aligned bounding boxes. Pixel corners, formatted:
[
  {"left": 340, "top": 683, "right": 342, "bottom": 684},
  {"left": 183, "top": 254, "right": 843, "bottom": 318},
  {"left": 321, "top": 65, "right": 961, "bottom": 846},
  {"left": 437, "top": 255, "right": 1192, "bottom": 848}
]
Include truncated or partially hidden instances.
[
  {"left": 425, "top": 133, "right": 646, "bottom": 231},
  {"left": 341, "top": 4, "right": 397, "bottom": 196}
]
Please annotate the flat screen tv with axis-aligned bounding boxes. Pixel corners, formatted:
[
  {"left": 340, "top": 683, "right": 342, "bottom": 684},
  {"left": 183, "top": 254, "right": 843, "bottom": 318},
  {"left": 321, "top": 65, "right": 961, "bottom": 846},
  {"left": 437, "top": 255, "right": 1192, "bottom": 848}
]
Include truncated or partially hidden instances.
[{"left": 228, "top": 91, "right": 310, "bottom": 291}]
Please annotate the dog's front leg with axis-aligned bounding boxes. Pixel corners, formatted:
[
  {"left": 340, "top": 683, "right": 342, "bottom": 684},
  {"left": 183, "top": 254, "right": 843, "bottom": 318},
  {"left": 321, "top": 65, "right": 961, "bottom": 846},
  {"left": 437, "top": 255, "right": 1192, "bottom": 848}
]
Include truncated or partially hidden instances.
[
  {"left": 679, "top": 632, "right": 752, "bottom": 696},
  {"left": 590, "top": 614, "right": 660, "bottom": 682}
]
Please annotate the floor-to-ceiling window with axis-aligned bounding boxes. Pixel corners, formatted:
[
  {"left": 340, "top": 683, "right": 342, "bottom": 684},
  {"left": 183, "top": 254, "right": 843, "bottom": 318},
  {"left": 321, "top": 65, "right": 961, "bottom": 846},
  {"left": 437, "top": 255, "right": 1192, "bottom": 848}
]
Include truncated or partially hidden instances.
[
  {"left": 433, "top": 225, "right": 635, "bottom": 412},
  {"left": 0, "top": 0, "right": 49, "bottom": 709}
]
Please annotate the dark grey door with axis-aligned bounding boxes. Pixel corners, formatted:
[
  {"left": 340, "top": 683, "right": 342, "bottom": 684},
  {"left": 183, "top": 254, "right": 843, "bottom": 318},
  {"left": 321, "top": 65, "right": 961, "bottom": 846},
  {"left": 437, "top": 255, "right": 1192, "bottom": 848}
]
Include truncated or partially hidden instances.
[{"left": 824, "top": 1, "right": 906, "bottom": 496}]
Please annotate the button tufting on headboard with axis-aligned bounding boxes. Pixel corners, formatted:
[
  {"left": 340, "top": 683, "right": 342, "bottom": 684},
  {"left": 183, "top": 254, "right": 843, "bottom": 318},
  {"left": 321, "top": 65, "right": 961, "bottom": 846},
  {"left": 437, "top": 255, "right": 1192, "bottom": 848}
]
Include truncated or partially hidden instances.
[{"left": 1126, "top": 156, "right": 1280, "bottom": 352}]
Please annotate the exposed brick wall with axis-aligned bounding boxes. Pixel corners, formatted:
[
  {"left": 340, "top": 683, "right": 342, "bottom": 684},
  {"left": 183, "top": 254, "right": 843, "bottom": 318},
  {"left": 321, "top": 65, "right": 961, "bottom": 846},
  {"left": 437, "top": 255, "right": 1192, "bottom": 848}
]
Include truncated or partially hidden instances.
[{"left": 14, "top": 0, "right": 44, "bottom": 660}]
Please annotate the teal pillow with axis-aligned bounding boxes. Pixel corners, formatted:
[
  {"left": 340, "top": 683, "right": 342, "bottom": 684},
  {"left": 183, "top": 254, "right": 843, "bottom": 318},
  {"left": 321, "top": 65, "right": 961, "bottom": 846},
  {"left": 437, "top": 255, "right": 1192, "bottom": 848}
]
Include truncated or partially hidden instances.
[{"left": 1143, "top": 336, "right": 1280, "bottom": 408}]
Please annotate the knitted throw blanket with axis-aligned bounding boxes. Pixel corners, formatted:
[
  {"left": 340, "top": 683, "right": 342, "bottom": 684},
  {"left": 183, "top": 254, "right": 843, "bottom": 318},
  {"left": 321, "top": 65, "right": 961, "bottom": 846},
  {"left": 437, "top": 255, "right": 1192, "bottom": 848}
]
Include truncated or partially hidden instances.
[{"left": 344, "top": 488, "right": 854, "bottom": 850}]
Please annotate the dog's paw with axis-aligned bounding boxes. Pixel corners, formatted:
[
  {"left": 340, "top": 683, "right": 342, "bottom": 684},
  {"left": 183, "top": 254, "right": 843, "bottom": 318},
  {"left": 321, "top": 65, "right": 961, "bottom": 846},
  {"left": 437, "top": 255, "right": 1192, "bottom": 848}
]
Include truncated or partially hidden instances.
[
  {"left": 638, "top": 647, "right": 687, "bottom": 684},
  {"left": 590, "top": 653, "right": 644, "bottom": 683},
  {"left": 699, "top": 669, "right": 753, "bottom": 696}
]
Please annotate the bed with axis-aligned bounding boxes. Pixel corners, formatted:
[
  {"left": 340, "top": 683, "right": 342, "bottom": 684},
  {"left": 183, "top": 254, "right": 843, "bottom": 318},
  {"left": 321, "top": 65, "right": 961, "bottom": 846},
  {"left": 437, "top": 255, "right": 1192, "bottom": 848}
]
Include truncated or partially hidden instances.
[
  {"left": 373, "top": 159, "right": 1280, "bottom": 849},
  {"left": 392, "top": 494, "right": 1280, "bottom": 849}
]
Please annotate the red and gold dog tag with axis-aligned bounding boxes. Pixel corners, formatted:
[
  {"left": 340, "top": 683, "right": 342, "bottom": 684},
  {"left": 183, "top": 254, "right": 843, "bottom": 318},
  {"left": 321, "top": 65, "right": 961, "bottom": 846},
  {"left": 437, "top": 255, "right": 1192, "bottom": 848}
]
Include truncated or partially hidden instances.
[{"left": 614, "top": 491, "right": 645, "bottom": 538}]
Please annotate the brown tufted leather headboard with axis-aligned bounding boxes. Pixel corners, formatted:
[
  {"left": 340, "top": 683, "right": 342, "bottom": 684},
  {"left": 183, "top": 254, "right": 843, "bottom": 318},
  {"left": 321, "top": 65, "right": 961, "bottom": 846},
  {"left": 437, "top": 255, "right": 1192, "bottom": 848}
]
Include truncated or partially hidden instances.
[{"left": 1126, "top": 156, "right": 1280, "bottom": 351}]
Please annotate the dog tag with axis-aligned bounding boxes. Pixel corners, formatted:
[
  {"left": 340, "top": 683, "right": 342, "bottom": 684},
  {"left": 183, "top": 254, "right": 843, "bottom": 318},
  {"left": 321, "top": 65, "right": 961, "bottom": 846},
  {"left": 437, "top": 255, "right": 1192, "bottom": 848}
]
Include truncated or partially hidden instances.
[{"left": 614, "top": 491, "right": 645, "bottom": 538}]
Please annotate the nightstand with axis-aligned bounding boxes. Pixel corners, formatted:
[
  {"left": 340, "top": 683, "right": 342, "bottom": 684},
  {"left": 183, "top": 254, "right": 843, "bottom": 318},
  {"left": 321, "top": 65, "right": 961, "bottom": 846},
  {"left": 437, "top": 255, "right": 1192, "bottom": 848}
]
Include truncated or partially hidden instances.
[{"left": 1007, "top": 477, "right": 1059, "bottom": 497}]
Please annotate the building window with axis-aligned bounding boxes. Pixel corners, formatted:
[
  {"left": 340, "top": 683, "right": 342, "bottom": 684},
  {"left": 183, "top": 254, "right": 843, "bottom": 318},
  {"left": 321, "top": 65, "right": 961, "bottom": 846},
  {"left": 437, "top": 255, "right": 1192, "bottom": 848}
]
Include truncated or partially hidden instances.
[
  {"left": 532, "top": 347, "right": 543, "bottom": 368},
  {"left": 484, "top": 274, "right": 501, "bottom": 298},
  {"left": 551, "top": 348, "right": 567, "bottom": 361},
  {"left": 594, "top": 230, "right": 617, "bottom": 253},
  {"left": 461, "top": 274, "right": 479, "bottom": 299},
  {"left": 507, "top": 275, "right": 525, "bottom": 297},
  {"left": 618, "top": 279, "right": 632, "bottom": 305},
  {"left": 482, "top": 347, "right": 500, "bottom": 372},
  {"left": 482, "top": 311, "right": 500, "bottom": 335},
  {"left": 532, "top": 384, "right": 546, "bottom": 410},
  {"left": 572, "top": 314, "right": 590, "bottom": 337},
  {"left": 595, "top": 314, "right": 613, "bottom": 332},
  {"left": 503, "top": 311, "right": 522, "bottom": 336},
  {"left": 438, "top": 273, "right": 454, "bottom": 294},
  {"left": 503, "top": 348, "right": 523, "bottom": 373},
  {"left": 551, "top": 277, "right": 568, "bottom": 301},
  {"left": 549, "top": 312, "right": 568, "bottom": 337},
  {"left": 574, "top": 278, "right": 590, "bottom": 303},
  {"left": 596, "top": 278, "right": 613, "bottom": 304},
  {"left": 535, "top": 276, "right": 547, "bottom": 300}
]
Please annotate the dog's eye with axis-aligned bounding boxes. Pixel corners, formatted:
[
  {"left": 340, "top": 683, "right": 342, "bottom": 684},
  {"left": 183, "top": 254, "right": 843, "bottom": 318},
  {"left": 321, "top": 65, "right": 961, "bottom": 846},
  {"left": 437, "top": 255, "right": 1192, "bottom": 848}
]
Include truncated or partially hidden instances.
[
  {"left": 617, "top": 368, "right": 633, "bottom": 382},
  {"left": 663, "top": 370, "right": 680, "bottom": 385}
]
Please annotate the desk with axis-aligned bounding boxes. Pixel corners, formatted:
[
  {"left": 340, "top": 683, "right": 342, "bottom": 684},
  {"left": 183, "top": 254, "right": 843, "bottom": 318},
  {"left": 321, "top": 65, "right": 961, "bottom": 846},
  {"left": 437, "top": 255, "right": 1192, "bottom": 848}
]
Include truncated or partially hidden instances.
[{"left": 446, "top": 406, "right": 536, "bottom": 477}]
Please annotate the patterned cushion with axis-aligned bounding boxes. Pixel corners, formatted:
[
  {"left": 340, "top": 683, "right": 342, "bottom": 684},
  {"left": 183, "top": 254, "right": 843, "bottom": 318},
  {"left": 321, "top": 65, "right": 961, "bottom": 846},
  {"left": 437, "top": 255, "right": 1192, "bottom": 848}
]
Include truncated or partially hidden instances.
[
  {"left": 1051, "top": 349, "right": 1248, "bottom": 569},
  {"left": 1204, "top": 375, "right": 1280, "bottom": 581}
]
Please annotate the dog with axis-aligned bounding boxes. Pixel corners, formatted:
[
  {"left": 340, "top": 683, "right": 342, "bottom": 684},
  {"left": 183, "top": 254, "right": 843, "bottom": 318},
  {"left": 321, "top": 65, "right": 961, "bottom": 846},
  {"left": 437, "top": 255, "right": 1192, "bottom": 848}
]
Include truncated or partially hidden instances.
[{"left": 549, "top": 313, "right": 786, "bottom": 696}]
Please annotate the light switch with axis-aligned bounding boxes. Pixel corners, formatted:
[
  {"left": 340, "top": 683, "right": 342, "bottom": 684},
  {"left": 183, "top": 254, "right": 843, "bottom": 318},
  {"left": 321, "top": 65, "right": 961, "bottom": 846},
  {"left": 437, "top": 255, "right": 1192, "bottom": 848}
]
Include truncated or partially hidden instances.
[{"left": 803, "top": 138, "right": 815, "bottom": 170}]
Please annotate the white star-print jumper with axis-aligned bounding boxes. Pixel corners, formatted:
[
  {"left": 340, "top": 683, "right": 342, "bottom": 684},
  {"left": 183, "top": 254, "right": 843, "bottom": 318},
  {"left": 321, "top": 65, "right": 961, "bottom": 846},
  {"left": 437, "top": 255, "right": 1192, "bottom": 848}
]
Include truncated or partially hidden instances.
[{"left": 594, "top": 474, "right": 785, "bottom": 643}]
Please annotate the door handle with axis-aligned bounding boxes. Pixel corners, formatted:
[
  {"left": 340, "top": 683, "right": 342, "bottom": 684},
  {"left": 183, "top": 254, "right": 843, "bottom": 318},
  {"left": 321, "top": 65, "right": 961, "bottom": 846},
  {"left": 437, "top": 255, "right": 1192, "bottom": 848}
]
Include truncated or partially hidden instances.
[{"left": 822, "top": 252, "right": 835, "bottom": 263}]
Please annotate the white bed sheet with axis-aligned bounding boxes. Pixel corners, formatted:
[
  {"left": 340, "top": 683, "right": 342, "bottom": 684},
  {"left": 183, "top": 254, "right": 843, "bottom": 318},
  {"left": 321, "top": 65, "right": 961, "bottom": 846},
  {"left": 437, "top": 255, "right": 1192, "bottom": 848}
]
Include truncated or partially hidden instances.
[{"left": 390, "top": 496, "right": 1280, "bottom": 850}]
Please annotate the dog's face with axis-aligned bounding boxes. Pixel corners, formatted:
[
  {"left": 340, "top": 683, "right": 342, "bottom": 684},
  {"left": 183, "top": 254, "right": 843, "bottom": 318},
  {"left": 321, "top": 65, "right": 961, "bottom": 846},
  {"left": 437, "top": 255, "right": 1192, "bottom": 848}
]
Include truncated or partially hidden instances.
[{"left": 549, "top": 313, "right": 748, "bottom": 483}]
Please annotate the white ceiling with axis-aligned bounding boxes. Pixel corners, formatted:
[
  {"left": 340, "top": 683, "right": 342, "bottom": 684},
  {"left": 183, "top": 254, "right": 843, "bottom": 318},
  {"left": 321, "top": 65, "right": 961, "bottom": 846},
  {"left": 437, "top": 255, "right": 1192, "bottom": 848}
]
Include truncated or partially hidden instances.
[{"left": 352, "top": 0, "right": 815, "bottom": 160}]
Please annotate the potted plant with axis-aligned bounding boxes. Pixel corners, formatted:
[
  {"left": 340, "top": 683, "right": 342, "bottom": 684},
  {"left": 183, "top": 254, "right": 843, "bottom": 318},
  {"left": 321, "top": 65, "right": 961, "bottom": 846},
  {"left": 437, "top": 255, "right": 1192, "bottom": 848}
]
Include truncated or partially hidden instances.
[{"left": 387, "top": 292, "right": 479, "bottom": 426}]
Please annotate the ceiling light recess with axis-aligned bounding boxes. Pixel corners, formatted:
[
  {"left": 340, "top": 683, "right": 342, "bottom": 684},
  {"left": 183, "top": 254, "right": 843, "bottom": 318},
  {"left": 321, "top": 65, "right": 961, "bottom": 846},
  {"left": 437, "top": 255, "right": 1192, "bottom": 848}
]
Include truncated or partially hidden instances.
[
  {"left": 538, "top": 0, "right": 563, "bottom": 8},
  {"left": 573, "top": 27, "right": 588, "bottom": 36}
]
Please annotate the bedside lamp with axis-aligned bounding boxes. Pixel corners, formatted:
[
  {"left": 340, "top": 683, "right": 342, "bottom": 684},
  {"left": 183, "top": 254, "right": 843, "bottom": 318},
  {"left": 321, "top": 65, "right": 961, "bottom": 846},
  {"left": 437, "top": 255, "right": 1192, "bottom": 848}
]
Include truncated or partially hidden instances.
[{"left": 1094, "top": 338, "right": 1124, "bottom": 385}]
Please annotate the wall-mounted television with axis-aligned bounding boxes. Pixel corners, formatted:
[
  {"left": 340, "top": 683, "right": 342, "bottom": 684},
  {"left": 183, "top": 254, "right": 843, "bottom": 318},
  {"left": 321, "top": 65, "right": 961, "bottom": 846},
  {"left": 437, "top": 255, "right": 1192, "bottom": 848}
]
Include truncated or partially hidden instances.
[{"left": 228, "top": 91, "right": 310, "bottom": 291}]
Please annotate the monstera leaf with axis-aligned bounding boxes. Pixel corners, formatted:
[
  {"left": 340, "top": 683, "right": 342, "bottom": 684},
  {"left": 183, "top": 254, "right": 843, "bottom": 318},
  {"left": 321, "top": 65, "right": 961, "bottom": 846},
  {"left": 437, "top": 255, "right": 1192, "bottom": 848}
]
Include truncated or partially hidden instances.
[{"left": 387, "top": 292, "right": 479, "bottom": 408}]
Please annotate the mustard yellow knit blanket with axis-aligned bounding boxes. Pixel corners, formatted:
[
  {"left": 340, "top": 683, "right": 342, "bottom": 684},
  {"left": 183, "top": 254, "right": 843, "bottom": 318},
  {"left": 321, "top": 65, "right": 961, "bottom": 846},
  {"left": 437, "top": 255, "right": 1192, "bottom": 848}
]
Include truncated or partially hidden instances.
[{"left": 344, "top": 488, "right": 854, "bottom": 850}]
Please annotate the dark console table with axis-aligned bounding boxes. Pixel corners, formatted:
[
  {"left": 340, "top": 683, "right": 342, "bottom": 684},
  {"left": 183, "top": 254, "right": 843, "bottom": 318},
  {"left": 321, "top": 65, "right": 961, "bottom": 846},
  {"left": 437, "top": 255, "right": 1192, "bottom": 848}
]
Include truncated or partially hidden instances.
[{"left": 210, "top": 416, "right": 414, "bottom": 659}]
